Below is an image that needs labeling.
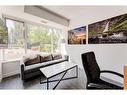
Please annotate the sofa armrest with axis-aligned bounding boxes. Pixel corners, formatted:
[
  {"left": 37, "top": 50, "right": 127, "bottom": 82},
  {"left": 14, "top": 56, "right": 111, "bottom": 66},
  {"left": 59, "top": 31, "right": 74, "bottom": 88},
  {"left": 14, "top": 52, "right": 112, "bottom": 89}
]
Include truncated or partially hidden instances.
[
  {"left": 21, "top": 64, "right": 25, "bottom": 80},
  {"left": 20, "top": 58, "right": 25, "bottom": 65},
  {"left": 64, "top": 55, "right": 69, "bottom": 61},
  {"left": 20, "top": 58, "right": 25, "bottom": 80}
]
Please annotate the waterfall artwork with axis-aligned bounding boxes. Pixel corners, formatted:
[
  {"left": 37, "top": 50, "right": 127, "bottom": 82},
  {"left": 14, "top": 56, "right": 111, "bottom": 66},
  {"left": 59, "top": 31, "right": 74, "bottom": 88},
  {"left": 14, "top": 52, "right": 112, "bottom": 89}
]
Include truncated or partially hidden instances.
[
  {"left": 68, "top": 26, "right": 86, "bottom": 44},
  {"left": 88, "top": 13, "right": 127, "bottom": 44}
]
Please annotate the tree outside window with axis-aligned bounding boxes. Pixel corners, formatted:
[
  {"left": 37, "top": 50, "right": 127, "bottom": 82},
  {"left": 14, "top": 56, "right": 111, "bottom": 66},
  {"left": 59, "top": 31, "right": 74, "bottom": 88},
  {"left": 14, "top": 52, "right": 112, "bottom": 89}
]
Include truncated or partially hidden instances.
[{"left": 27, "top": 24, "right": 61, "bottom": 54}]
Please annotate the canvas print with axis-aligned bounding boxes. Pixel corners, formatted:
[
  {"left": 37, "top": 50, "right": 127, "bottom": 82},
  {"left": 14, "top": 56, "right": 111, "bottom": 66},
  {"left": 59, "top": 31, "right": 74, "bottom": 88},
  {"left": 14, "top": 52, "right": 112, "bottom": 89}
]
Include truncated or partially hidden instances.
[
  {"left": 88, "top": 13, "right": 127, "bottom": 44},
  {"left": 68, "top": 26, "right": 86, "bottom": 44}
]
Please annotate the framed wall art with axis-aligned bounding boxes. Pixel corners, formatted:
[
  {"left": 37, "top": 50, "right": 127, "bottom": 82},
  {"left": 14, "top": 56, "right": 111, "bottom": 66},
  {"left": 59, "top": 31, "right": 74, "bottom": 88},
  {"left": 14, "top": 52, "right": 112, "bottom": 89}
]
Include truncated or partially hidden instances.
[
  {"left": 88, "top": 13, "right": 127, "bottom": 44},
  {"left": 68, "top": 26, "right": 86, "bottom": 44}
]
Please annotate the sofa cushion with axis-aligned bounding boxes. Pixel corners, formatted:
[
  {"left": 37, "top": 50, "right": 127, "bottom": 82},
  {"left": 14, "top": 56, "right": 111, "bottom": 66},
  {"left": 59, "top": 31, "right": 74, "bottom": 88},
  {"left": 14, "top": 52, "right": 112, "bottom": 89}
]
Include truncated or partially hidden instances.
[
  {"left": 25, "top": 63, "right": 42, "bottom": 70},
  {"left": 23, "top": 54, "right": 40, "bottom": 66},
  {"left": 25, "top": 58, "right": 67, "bottom": 70},
  {"left": 40, "top": 58, "right": 67, "bottom": 67},
  {"left": 40, "top": 54, "right": 53, "bottom": 63},
  {"left": 52, "top": 53, "right": 62, "bottom": 60}
]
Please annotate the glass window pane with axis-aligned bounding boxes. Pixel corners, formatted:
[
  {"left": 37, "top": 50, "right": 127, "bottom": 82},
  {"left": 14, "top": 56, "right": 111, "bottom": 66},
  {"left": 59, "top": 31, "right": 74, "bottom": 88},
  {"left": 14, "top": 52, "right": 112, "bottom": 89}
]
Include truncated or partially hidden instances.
[
  {"left": 0, "top": 18, "right": 8, "bottom": 46},
  {"left": 27, "top": 24, "right": 52, "bottom": 53},
  {"left": 4, "top": 48, "right": 25, "bottom": 60},
  {"left": 6, "top": 19, "right": 24, "bottom": 45},
  {"left": 4, "top": 19, "right": 25, "bottom": 60},
  {"left": 52, "top": 28, "right": 61, "bottom": 53}
]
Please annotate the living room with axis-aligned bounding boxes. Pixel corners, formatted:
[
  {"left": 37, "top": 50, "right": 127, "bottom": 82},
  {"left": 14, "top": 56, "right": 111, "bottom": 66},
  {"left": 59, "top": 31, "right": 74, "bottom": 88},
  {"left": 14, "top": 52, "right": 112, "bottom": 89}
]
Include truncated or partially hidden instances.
[{"left": 0, "top": 5, "right": 127, "bottom": 90}]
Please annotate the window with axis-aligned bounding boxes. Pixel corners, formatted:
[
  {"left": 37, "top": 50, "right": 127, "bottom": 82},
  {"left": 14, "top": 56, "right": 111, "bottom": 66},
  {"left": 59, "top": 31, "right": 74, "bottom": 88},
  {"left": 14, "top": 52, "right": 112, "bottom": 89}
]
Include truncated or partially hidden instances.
[
  {"left": 52, "top": 28, "right": 61, "bottom": 53},
  {"left": 0, "top": 17, "right": 63, "bottom": 61},
  {"left": 27, "top": 24, "right": 51, "bottom": 53},
  {"left": 0, "top": 18, "right": 8, "bottom": 46},
  {"left": 3, "top": 19, "right": 25, "bottom": 60},
  {"left": 27, "top": 23, "right": 61, "bottom": 54}
]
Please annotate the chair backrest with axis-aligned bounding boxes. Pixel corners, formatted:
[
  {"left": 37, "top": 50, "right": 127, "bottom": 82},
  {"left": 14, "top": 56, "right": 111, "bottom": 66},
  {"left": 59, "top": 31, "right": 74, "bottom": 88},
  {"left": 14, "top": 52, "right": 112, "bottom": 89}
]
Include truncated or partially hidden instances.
[{"left": 81, "top": 51, "right": 100, "bottom": 83}]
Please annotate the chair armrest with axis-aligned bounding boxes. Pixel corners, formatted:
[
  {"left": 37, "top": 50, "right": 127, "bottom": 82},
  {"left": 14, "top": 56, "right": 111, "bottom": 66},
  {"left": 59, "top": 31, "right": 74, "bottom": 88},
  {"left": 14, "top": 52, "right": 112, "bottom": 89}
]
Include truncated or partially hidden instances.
[
  {"left": 100, "top": 70, "right": 123, "bottom": 78},
  {"left": 87, "top": 83, "right": 112, "bottom": 89},
  {"left": 88, "top": 83, "right": 103, "bottom": 89}
]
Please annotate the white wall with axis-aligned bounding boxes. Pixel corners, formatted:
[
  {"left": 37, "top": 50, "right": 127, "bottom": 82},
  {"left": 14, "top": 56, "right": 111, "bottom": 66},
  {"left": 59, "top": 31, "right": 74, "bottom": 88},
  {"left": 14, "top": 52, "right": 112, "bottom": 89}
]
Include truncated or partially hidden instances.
[
  {"left": 2, "top": 60, "right": 20, "bottom": 78},
  {"left": 69, "top": 6, "right": 127, "bottom": 29},
  {"left": 67, "top": 6, "right": 127, "bottom": 83},
  {"left": 67, "top": 44, "right": 127, "bottom": 72}
]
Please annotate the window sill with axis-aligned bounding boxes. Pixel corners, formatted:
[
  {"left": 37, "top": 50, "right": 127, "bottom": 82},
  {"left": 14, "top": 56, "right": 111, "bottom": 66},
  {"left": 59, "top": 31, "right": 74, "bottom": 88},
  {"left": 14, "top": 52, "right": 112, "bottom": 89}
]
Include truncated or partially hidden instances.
[{"left": 2, "top": 58, "right": 21, "bottom": 63}]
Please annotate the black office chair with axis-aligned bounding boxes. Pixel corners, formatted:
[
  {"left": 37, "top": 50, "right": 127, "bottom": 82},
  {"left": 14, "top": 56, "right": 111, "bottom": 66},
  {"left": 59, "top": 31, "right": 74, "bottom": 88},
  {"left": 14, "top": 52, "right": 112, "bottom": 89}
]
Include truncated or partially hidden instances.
[{"left": 81, "top": 51, "right": 123, "bottom": 89}]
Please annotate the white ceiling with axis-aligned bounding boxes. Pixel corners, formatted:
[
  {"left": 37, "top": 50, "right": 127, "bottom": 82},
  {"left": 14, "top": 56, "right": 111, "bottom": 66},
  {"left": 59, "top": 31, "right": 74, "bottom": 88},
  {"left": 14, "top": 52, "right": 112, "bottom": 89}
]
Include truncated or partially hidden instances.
[
  {"left": 44, "top": 6, "right": 86, "bottom": 19},
  {"left": 44, "top": 6, "right": 127, "bottom": 29}
]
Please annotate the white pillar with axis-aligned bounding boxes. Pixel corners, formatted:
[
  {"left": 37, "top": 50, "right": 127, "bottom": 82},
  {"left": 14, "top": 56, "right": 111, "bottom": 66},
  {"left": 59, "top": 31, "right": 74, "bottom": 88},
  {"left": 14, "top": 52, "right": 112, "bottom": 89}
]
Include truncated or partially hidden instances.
[
  {"left": 0, "top": 61, "right": 2, "bottom": 82},
  {"left": 0, "top": 12, "right": 2, "bottom": 82},
  {"left": 60, "top": 43, "right": 67, "bottom": 55},
  {"left": 0, "top": 44, "right": 3, "bottom": 83}
]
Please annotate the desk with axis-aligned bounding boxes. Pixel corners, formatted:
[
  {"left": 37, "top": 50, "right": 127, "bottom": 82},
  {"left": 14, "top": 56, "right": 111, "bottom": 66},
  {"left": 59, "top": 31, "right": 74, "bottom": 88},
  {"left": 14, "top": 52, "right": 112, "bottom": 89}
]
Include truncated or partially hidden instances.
[
  {"left": 124, "top": 65, "right": 127, "bottom": 89},
  {"left": 40, "top": 61, "right": 78, "bottom": 90}
]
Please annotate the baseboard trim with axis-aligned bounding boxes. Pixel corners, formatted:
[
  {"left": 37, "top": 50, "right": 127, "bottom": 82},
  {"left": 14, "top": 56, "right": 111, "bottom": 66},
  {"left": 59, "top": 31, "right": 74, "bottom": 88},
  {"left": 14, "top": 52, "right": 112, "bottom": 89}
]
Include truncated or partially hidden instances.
[{"left": 3, "top": 70, "right": 20, "bottom": 78}]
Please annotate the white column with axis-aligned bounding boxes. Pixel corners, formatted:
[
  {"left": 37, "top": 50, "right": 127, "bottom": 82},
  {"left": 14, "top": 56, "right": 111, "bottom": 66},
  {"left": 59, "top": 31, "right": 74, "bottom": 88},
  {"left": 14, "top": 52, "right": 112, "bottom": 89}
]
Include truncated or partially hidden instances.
[
  {"left": 60, "top": 43, "right": 67, "bottom": 55},
  {"left": 0, "top": 13, "right": 3, "bottom": 82},
  {"left": 0, "top": 61, "right": 2, "bottom": 82},
  {"left": 0, "top": 49, "right": 3, "bottom": 82}
]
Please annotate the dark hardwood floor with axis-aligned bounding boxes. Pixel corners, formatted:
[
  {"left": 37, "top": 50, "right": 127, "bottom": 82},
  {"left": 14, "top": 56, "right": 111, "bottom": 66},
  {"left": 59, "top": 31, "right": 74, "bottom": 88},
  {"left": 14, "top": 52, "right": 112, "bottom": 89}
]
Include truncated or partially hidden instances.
[{"left": 0, "top": 68, "right": 86, "bottom": 90}]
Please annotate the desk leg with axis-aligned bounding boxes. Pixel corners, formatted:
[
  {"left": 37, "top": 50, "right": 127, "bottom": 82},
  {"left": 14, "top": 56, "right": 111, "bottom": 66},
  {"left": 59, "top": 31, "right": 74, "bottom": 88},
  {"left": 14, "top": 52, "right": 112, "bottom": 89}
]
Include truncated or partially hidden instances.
[
  {"left": 53, "top": 70, "right": 67, "bottom": 90},
  {"left": 47, "top": 78, "right": 49, "bottom": 90},
  {"left": 76, "top": 65, "right": 78, "bottom": 78}
]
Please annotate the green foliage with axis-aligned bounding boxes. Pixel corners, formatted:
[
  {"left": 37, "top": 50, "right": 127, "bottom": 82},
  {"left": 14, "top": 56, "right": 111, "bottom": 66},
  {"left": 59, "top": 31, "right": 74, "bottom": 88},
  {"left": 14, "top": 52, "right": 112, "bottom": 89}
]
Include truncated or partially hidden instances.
[
  {"left": 6, "top": 19, "right": 24, "bottom": 46},
  {"left": 28, "top": 25, "right": 51, "bottom": 44},
  {"left": 0, "top": 19, "right": 7, "bottom": 44},
  {"left": 28, "top": 24, "right": 60, "bottom": 53},
  {"left": 11, "top": 21, "right": 24, "bottom": 45},
  {"left": 89, "top": 14, "right": 127, "bottom": 36},
  {"left": 40, "top": 44, "right": 52, "bottom": 52},
  {"left": 109, "top": 15, "right": 127, "bottom": 33},
  {"left": 88, "top": 21, "right": 106, "bottom": 36}
]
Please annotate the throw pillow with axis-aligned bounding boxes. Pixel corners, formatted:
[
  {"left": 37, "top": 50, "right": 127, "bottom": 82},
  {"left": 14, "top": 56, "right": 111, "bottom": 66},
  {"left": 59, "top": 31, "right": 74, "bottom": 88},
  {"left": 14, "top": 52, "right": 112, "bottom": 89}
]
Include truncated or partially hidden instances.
[
  {"left": 52, "top": 53, "right": 62, "bottom": 60},
  {"left": 40, "top": 54, "right": 53, "bottom": 62},
  {"left": 23, "top": 54, "right": 40, "bottom": 66}
]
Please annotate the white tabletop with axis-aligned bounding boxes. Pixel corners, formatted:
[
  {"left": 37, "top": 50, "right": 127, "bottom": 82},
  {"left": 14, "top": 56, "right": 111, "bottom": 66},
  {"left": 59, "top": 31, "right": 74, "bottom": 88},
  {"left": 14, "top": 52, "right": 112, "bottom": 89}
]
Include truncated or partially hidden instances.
[{"left": 40, "top": 61, "right": 77, "bottom": 78}]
